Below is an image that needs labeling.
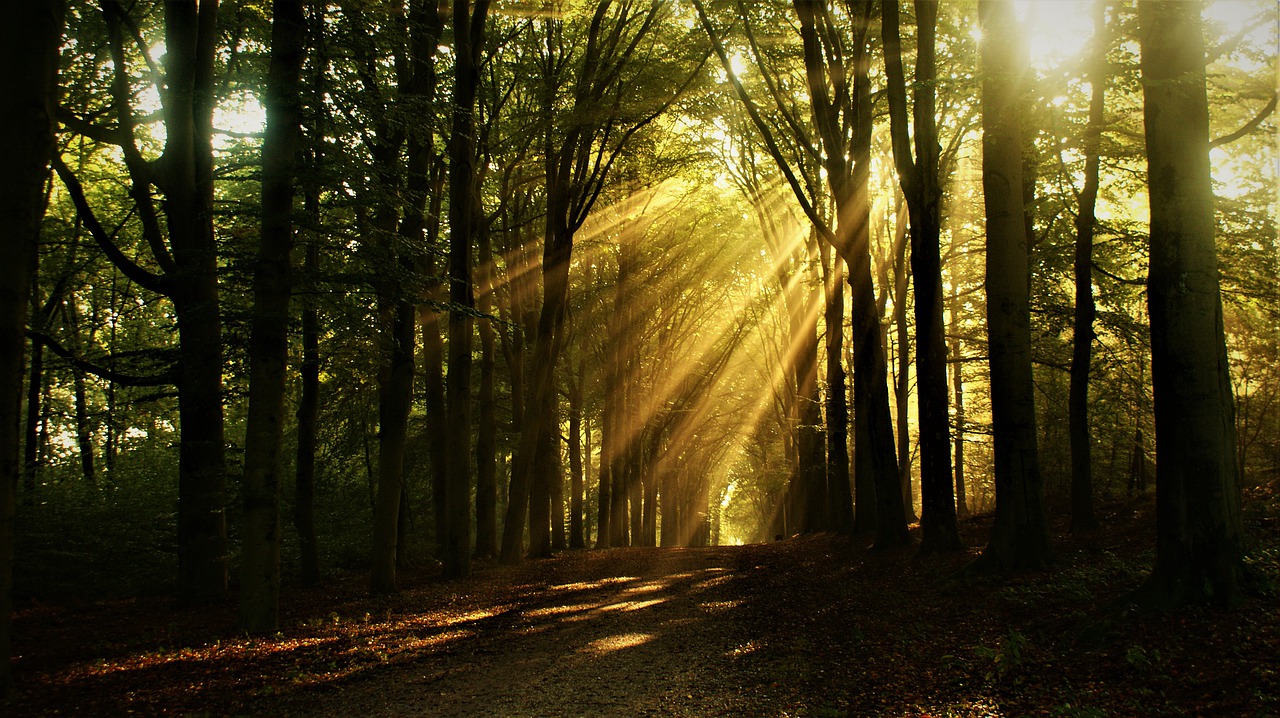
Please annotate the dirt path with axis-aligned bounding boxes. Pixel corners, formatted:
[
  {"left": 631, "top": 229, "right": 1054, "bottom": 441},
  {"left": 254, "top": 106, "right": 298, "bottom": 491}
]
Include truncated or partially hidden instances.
[{"left": 276, "top": 547, "right": 786, "bottom": 717}]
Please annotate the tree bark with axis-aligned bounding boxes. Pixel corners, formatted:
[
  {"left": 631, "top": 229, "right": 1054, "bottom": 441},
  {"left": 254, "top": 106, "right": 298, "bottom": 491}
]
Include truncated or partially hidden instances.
[
  {"left": 1069, "top": 0, "right": 1107, "bottom": 534},
  {"left": 824, "top": 248, "right": 853, "bottom": 532},
  {"left": 948, "top": 280, "right": 968, "bottom": 518},
  {"left": 568, "top": 356, "right": 586, "bottom": 548},
  {"left": 159, "top": 0, "right": 230, "bottom": 603},
  {"left": 1136, "top": 0, "right": 1246, "bottom": 608},
  {"left": 239, "top": 0, "right": 305, "bottom": 633},
  {"left": 0, "top": 0, "right": 62, "bottom": 695},
  {"left": 443, "top": 0, "right": 490, "bottom": 579},
  {"left": 976, "top": 0, "right": 1052, "bottom": 572},
  {"left": 294, "top": 235, "right": 321, "bottom": 587},
  {"left": 474, "top": 224, "right": 499, "bottom": 560},
  {"left": 883, "top": 0, "right": 961, "bottom": 553}
]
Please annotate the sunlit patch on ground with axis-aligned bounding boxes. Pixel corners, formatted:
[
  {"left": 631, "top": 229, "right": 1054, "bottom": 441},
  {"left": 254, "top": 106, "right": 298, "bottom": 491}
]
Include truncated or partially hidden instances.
[
  {"left": 727, "top": 638, "right": 762, "bottom": 657},
  {"left": 591, "top": 597, "right": 668, "bottom": 613},
  {"left": 582, "top": 632, "right": 656, "bottom": 655},
  {"left": 699, "top": 599, "right": 743, "bottom": 612},
  {"left": 546, "top": 576, "right": 638, "bottom": 593},
  {"left": 522, "top": 601, "right": 603, "bottom": 619}
]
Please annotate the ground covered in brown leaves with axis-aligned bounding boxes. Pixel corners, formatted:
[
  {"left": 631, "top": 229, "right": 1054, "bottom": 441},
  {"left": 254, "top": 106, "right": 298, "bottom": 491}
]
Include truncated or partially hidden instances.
[{"left": 6, "top": 495, "right": 1279, "bottom": 717}]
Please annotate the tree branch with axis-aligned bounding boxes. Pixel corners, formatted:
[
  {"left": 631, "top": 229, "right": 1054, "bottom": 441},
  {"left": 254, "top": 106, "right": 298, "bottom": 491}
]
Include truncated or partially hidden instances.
[
  {"left": 1210, "top": 91, "right": 1276, "bottom": 148},
  {"left": 52, "top": 154, "right": 170, "bottom": 296},
  {"left": 26, "top": 330, "right": 177, "bottom": 387},
  {"left": 692, "top": 0, "right": 835, "bottom": 245}
]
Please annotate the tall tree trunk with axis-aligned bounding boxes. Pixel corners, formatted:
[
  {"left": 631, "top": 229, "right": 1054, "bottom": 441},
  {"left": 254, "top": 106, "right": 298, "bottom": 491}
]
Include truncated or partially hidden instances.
[
  {"left": 892, "top": 215, "right": 912, "bottom": 520},
  {"left": 0, "top": 0, "right": 62, "bottom": 695},
  {"left": 1136, "top": 0, "right": 1246, "bottom": 608},
  {"left": 1069, "top": 0, "right": 1107, "bottom": 534},
  {"left": 63, "top": 297, "right": 96, "bottom": 483},
  {"left": 23, "top": 327, "right": 44, "bottom": 505},
  {"left": 528, "top": 387, "right": 556, "bottom": 558},
  {"left": 369, "top": 230, "right": 415, "bottom": 594},
  {"left": 595, "top": 391, "right": 614, "bottom": 549},
  {"left": 551, "top": 413, "right": 567, "bottom": 551},
  {"left": 443, "top": 0, "right": 490, "bottom": 578},
  {"left": 884, "top": 0, "right": 961, "bottom": 553},
  {"left": 422, "top": 302, "right": 447, "bottom": 551},
  {"left": 474, "top": 226, "right": 499, "bottom": 559},
  {"left": 824, "top": 248, "right": 854, "bottom": 533},
  {"left": 976, "top": 0, "right": 1051, "bottom": 572},
  {"left": 568, "top": 358, "right": 586, "bottom": 548},
  {"left": 792, "top": 236, "right": 826, "bottom": 533},
  {"left": 793, "top": 0, "right": 909, "bottom": 549},
  {"left": 292, "top": 3, "right": 327, "bottom": 591},
  {"left": 948, "top": 280, "right": 968, "bottom": 518},
  {"left": 239, "top": 0, "right": 305, "bottom": 633},
  {"left": 294, "top": 235, "right": 321, "bottom": 587},
  {"left": 163, "top": 1, "right": 230, "bottom": 603}
]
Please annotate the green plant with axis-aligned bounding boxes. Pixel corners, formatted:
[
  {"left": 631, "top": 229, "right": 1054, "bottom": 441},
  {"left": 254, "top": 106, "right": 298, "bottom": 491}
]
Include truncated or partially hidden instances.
[
  {"left": 1124, "top": 644, "right": 1164, "bottom": 675},
  {"left": 1052, "top": 704, "right": 1107, "bottom": 718},
  {"left": 973, "top": 628, "right": 1029, "bottom": 683}
]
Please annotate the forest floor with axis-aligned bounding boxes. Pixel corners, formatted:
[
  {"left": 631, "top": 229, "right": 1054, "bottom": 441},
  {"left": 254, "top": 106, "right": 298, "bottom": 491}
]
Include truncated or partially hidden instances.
[{"left": 6, "top": 491, "right": 1280, "bottom": 717}]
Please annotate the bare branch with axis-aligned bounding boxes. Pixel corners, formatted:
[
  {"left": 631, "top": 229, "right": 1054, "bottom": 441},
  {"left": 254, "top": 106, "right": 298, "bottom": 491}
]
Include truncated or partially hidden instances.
[
  {"left": 1210, "top": 91, "right": 1276, "bottom": 148},
  {"left": 27, "top": 330, "right": 176, "bottom": 387},
  {"left": 52, "top": 154, "right": 170, "bottom": 296}
]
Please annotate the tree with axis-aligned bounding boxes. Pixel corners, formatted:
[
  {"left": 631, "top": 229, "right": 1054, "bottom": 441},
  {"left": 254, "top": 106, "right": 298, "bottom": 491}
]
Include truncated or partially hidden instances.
[
  {"left": 1068, "top": 0, "right": 1108, "bottom": 534},
  {"left": 501, "top": 0, "right": 693, "bottom": 562},
  {"left": 444, "top": 0, "right": 491, "bottom": 579},
  {"left": 793, "top": 0, "right": 909, "bottom": 545},
  {"left": 975, "top": 0, "right": 1051, "bottom": 571},
  {"left": 357, "top": 0, "right": 446, "bottom": 594},
  {"left": 239, "top": 0, "right": 306, "bottom": 634},
  {"left": 882, "top": 0, "right": 962, "bottom": 553},
  {"left": 1135, "top": 0, "right": 1247, "bottom": 608},
  {"left": 697, "top": 0, "right": 909, "bottom": 544},
  {"left": 0, "top": 0, "right": 64, "bottom": 694},
  {"left": 56, "top": 0, "right": 230, "bottom": 601}
]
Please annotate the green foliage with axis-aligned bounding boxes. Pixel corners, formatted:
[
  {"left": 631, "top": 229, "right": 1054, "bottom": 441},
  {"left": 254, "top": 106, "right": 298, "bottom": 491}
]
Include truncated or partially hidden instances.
[
  {"left": 1051, "top": 705, "right": 1107, "bottom": 718},
  {"left": 1124, "top": 644, "right": 1165, "bottom": 676},
  {"left": 973, "top": 628, "right": 1028, "bottom": 684},
  {"left": 14, "top": 446, "right": 180, "bottom": 599}
]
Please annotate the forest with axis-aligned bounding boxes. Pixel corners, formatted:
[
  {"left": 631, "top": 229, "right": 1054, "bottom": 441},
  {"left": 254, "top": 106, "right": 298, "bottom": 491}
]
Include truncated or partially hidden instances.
[{"left": 1, "top": 0, "right": 1277, "bottom": 714}]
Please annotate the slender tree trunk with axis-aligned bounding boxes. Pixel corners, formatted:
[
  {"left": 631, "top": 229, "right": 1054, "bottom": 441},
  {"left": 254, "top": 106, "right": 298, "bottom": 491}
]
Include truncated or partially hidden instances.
[
  {"left": 551, "top": 415, "right": 567, "bottom": 551},
  {"left": 948, "top": 280, "right": 968, "bottom": 518},
  {"left": 23, "top": 330, "right": 43, "bottom": 504},
  {"left": 976, "top": 0, "right": 1051, "bottom": 572},
  {"left": 239, "top": 0, "right": 305, "bottom": 633},
  {"left": 294, "top": 236, "right": 321, "bottom": 587},
  {"left": 72, "top": 369, "right": 94, "bottom": 482},
  {"left": 884, "top": 0, "right": 960, "bottom": 552},
  {"left": 369, "top": 247, "right": 415, "bottom": 594},
  {"left": 474, "top": 227, "right": 499, "bottom": 559},
  {"left": 793, "top": 0, "right": 909, "bottom": 548},
  {"left": 794, "top": 238, "right": 826, "bottom": 533},
  {"left": 568, "top": 360, "right": 585, "bottom": 548},
  {"left": 1070, "top": 0, "right": 1107, "bottom": 534},
  {"left": 64, "top": 300, "right": 96, "bottom": 483},
  {"left": 824, "top": 249, "right": 854, "bottom": 533},
  {"left": 0, "top": 0, "right": 62, "bottom": 695},
  {"left": 1136, "top": 0, "right": 1246, "bottom": 609},
  {"left": 892, "top": 221, "right": 912, "bottom": 520},
  {"left": 443, "top": 0, "right": 490, "bottom": 579},
  {"left": 596, "top": 394, "right": 613, "bottom": 549}
]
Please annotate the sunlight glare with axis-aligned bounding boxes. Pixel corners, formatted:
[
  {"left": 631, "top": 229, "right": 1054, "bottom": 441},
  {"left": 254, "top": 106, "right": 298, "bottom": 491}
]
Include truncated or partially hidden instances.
[{"left": 1014, "top": 0, "right": 1096, "bottom": 70}]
